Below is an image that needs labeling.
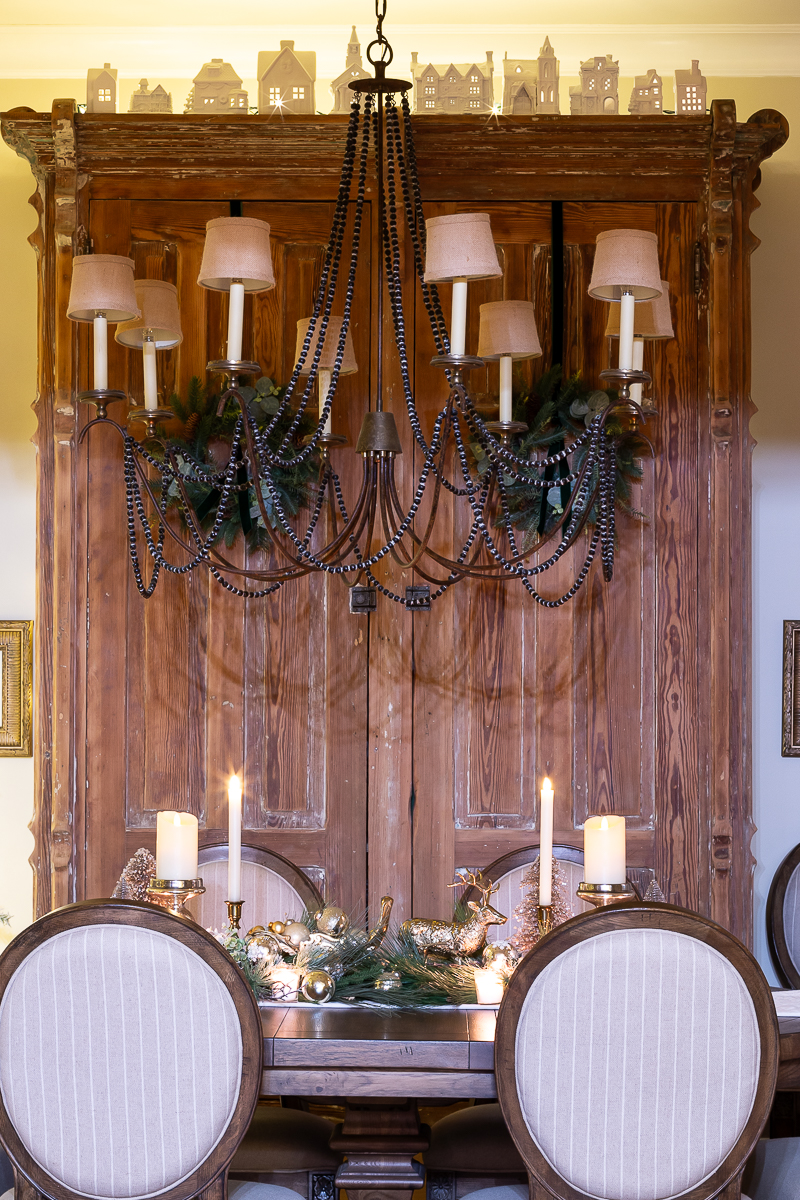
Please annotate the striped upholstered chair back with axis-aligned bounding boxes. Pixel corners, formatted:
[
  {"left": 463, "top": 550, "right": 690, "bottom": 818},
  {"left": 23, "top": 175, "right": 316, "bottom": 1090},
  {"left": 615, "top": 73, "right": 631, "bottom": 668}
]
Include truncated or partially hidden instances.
[
  {"left": 495, "top": 905, "right": 779, "bottom": 1200},
  {"left": 767, "top": 842, "right": 800, "bottom": 987},
  {"left": 0, "top": 900, "right": 262, "bottom": 1200},
  {"left": 460, "top": 847, "right": 592, "bottom": 946},
  {"left": 189, "top": 844, "right": 322, "bottom": 932}
]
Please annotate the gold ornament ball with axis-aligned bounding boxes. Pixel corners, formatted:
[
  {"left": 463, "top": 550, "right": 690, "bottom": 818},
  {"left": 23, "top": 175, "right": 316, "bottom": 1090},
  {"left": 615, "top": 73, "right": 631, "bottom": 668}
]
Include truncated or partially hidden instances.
[
  {"left": 246, "top": 931, "right": 282, "bottom": 966},
  {"left": 283, "top": 920, "right": 312, "bottom": 948},
  {"left": 301, "top": 969, "right": 336, "bottom": 1003},
  {"left": 482, "top": 942, "right": 519, "bottom": 972},
  {"left": 267, "top": 920, "right": 287, "bottom": 936},
  {"left": 315, "top": 906, "right": 350, "bottom": 938}
]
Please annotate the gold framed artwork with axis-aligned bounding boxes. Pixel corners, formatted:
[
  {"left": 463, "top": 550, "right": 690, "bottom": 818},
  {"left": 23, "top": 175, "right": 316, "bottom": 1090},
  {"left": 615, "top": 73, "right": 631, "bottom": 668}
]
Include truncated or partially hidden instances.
[
  {"left": 783, "top": 620, "right": 800, "bottom": 757},
  {"left": 0, "top": 621, "right": 33, "bottom": 757}
]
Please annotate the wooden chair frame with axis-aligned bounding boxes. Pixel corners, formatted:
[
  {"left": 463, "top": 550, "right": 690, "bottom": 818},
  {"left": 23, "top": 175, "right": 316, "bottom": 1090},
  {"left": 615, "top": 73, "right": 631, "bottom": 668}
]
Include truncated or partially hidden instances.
[
  {"left": 459, "top": 844, "right": 584, "bottom": 908},
  {"left": 198, "top": 842, "right": 324, "bottom": 914},
  {"left": 767, "top": 842, "right": 800, "bottom": 988},
  {"left": 0, "top": 900, "right": 264, "bottom": 1200},
  {"left": 495, "top": 904, "right": 779, "bottom": 1200}
]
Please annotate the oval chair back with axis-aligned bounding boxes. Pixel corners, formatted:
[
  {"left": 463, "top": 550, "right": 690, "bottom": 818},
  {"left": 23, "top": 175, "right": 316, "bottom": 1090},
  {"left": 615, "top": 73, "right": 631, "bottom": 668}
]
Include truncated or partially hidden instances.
[
  {"left": 189, "top": 844, "right": 323, "bottom": 932},
  {"left": 767, "top": 842, "right": 800, "bottom": 988},
  {"left": 496, "top": 904, "right": 778, "bottom": 1200},
  {"left": 0, "top": 899, "right": 263, "bottom": 1200},
  {"left": 460, "top": 846, "right": 591, "bottom": 945}
]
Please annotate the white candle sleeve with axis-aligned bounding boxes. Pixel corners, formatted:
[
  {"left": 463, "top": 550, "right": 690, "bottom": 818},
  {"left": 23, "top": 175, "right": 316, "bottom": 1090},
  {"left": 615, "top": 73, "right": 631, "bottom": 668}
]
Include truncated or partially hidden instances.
[
  {"left": 499, "top": 355, "right": 513, "bottom": 424},
  {"left": 630, "top": 337, "right": 644, "bottom": 405},
  {"left": 539, "top": 782, "right": 554, "bottom": 906},
  {"left": 155, "top": 811, "right": 199, "bottom": 880},
  {"left": 618, "top": 291, "right": 636, "bottom": 371},
  {"left": 227, "top": 280, "right": 245, "bottom": 362},
  {"left": 474, "top": 967, "right": 505, "bottom": 1005},
  {"left": 319, "top": 368, "right": 332, "bottom": 436},
  {"left": 93, "top": 313, "right": 108, "bottom": 390},
  {"left": 450, "top": 278, "right": 468, "bottom": 357},
  {"left": 142, "top": 337, "right": 158, "bottom": 411}
]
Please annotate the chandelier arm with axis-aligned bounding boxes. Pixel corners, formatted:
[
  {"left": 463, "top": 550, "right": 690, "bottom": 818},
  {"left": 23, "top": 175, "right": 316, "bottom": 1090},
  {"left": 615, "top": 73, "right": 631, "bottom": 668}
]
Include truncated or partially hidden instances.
[
  {"left": 314, "top": 458, "right": 378, "bottom": 565},
  {"left": 519, "top": 526, "right": 602, "bottom": 607},
  {"left": 129, "top": 443, "right": 231, "bottom": 572}
]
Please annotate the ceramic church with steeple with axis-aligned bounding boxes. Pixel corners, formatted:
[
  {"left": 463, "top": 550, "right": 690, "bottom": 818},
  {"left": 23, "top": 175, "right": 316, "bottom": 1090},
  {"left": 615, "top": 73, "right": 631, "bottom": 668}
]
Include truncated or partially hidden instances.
[
  {"left": 331, "top": 27, "right": 371, "bottom": 112},
  {"left": 502, "top": 36, "right": 560, "bottom": 115}
]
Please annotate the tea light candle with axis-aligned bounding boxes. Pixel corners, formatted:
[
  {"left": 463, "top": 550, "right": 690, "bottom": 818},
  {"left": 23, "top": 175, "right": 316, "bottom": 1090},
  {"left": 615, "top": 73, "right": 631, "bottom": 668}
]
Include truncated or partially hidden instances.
[
  {"left": 583, "top": 814, "right": 627, "bottom": 884},
  {"left": 271, "top": 966, "right": 301, "bottom": 1000},
  {"left": 539, "top": 777, "right": 554, "bottom": 906},
  {"left": 228, "top": 774, "right": 242, "bottom": 902},
  {"left": 474, "top": 967, "right": 505, "bottom": 1005},
  {"left": 155, "top": 811, "right": 198, "bottom": 880}
]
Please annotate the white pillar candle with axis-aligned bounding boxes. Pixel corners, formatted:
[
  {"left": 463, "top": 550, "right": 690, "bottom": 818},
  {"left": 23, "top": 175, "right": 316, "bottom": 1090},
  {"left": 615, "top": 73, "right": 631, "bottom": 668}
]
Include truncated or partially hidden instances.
[
  {"left": 142, "top": 336, "right": 158, "bottom": 411},
  {"left": 474, "top": 967, "right": 505, "bottom": 1005},
  {"left": 227, "top": 279, "right": 245, "bottom": 362},
  {"left": 93, "top": 312, "right": 108, "bottom": 389},
  {"left": 271, "top": 965, "right": 301, "bottom": 1000},
  {"left": 319, "top": 368, "right": 332, "bottom": 436},
  {"left": 155, "top": 811, "right": 198, "bottom": 880},
  {"left": 499, "top": 355, "right": 513, "bottom": 424},
  {"left": 539, "top": 777, "right": 554, "bottom": 906},
  {"left": 450, "top": 277, "right": 468, "bottom": 357},
  {"left": 618, "top": 290, "right": 636, "bottom": 371},
  {"left": 630, "top": 337, "right": 644, "bottom": 406},
  {"left": 228, "top": 774, "right": 242, "bottom": 902},
  {"left": 583, "top": 814, "right": 627, "bottom": 885}
]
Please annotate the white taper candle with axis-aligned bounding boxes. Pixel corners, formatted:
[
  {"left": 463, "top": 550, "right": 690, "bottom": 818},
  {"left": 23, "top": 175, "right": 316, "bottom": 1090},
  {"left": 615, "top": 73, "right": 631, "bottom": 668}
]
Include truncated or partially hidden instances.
[
  {"left": 228, "top": 774, "right": 242, "bottom": 902},
  {"left": 227, "top": 280, "right": 245, "bottom": 362},
  {"left": 499, "top": 355, "right": 513, "bottom": 424},
  {"left": 450, "top": 278, "right": 468, "bottom": 357},
  {"left": 142, "top": 336, "right": 158, "bottom": 411},
  {"left": 319, "top": 368, "right": 332, "bottom": 436},
  {"left": 93, "top": 313, "right": 108, "bottom": 389},
  {"left": 539, "top": 777, "right": 554, "bottom": 906},
  {"left": 618, "top": 290, "right": 636, "bottom": 371}
]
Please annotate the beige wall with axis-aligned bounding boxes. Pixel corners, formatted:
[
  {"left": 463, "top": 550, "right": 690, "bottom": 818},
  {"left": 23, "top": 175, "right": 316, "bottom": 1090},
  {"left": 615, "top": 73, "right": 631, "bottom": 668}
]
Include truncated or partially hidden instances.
[{"left": 1, "top": 58, "right": 798, "bottom": 970}]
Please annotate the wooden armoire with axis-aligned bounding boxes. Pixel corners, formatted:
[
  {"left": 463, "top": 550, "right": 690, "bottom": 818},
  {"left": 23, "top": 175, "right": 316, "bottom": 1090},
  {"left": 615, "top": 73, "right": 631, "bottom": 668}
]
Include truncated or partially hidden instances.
[{"left": 0, "top": 99, "right": 787, "bottom": 944}]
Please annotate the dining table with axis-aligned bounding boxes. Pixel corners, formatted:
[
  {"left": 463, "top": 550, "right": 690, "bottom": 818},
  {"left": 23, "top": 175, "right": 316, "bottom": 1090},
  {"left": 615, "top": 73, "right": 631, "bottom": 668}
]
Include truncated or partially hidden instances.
[{"left": 258, "top": 1003, "right": 800, "bottom": 1200}]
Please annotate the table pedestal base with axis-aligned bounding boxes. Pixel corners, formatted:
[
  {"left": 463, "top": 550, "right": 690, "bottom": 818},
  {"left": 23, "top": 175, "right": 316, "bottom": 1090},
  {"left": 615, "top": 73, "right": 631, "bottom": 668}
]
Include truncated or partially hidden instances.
[{"left": 332, "top": 1099, "right": 428, "bottom": 1200}]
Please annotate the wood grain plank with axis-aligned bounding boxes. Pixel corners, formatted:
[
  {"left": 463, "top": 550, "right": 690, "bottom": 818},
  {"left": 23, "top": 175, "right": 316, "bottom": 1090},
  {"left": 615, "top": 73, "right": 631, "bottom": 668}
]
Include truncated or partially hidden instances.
[{"left": 260, "top": 1068, "right": 496, "bottom": 1099}]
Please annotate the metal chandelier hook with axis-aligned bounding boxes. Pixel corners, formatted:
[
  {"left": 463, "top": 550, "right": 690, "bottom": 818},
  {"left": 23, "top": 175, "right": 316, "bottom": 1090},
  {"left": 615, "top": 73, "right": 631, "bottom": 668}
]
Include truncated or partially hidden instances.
[{"left": 366, "top": 0, "right": 393, "bottom": 71}]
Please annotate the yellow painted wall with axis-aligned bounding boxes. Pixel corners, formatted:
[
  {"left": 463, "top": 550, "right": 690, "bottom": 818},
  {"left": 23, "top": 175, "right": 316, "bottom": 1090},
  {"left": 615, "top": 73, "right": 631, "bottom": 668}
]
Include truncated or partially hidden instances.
[{"left": 0, "top": 52, "right": 798, "bottom": 971}]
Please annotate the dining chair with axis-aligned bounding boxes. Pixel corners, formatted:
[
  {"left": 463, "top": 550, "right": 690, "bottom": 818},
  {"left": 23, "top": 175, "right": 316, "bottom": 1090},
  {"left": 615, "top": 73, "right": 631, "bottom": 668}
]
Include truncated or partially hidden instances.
[
  {"left": 189, "top": 843, "right": 323, "bottom": 932},
  {"left": 767, "top": 841, "right": 800, "bottom": 988},
  {"left": 489, "top": 903, "right": 779, "bottom": 1200},
  {"left": 187, "top": 844, "right": 340, "bottom": 1196},
  {"left": 0, "top": 898, "right": 264, "bottom": 1200}
]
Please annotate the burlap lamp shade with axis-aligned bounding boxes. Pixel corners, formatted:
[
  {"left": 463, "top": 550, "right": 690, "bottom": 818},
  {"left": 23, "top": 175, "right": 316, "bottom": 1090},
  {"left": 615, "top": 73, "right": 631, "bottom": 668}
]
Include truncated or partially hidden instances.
[
  {"left": 295, "top": 317, "right": 358, "bottom": 375},
  {"left": 197, "top": 217, "right": 275, "bottom": 291},
  {"left": 604, "top": 280, "right": 674, "bottom": 340},
  {"left": 588, "top": 229, "right": 663, "bottom": 301},
  {"left": 478, "top": 301, "right": 542, "bottom": 360},
  {"left": 424, "top": 213, "right": 503, "bottom": 283},
  {"left": 67, "top": 254, "right": 139, "bottom": 323},
  {"left": 115, "top": 281, "right": 183, "bottom": 349}
]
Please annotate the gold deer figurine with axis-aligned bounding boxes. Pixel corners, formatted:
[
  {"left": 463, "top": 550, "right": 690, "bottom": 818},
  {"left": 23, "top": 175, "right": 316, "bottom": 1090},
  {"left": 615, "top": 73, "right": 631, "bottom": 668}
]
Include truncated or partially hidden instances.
[{"left": 400, "top": 870, "right": 507, "bottom": 960}]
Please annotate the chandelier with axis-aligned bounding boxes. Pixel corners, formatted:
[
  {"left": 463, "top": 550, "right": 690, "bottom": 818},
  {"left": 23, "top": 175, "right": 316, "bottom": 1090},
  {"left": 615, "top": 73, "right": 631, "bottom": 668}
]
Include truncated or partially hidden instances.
[{"left": 70, "top": 1, "right": 666, "bottom": 612}]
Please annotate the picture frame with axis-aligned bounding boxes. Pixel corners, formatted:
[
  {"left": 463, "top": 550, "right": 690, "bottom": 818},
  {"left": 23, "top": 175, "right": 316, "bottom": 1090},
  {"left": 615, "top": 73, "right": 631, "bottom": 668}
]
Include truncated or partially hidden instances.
[
  {"left": 0, "top": 621, "right": 33, "bottom": 757},
  {"left": 782, "top": 620, "right": 800, "bottom": 757}
]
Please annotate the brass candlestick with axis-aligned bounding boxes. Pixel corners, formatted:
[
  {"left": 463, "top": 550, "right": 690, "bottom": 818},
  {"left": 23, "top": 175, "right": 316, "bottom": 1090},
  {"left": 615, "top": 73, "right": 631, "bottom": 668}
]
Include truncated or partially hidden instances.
[
  {"left": 536, "top": 904, "right": 553, "bottom": 937},
  {"left": 146, "top": 878, "right": 205, "bottom": 920},
  {"left": 577, "top": 882, "right": 636, "bottom": 910},
  {"left": 225, "top": 900, "right": 244, "bottom": 932}
]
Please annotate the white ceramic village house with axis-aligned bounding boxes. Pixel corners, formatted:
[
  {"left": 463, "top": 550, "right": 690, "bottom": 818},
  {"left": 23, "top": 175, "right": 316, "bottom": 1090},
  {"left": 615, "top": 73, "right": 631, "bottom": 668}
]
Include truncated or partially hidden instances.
[
  {"left": 569, "top": 53, "right": 619, "bottom": 114},
  {"left": 86, "top": 63, "right": 117, "bottom": 113},
  {"left": 185, "top": 60, "right": 248, "bottom": 114},
  {"left": 674, "top": 60, "right": 707, "bottom": 113},
  {"left": 502, "top": 36, "right": 560, "bottom": 115},
  {"left": 410, "top": 52, "right": 494, "bottom": 114},
  {"left": 628, "top": 68, "right": 663, "bottom": 115},
  {"left": 128, "top": 80, "right": 173, "bottom": 114},
  {"left": 330, "top": 27, "right": 371, "bottom": 113},
  {"left": 258, "top": 41, "right": 317, "bottom": 114}
]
